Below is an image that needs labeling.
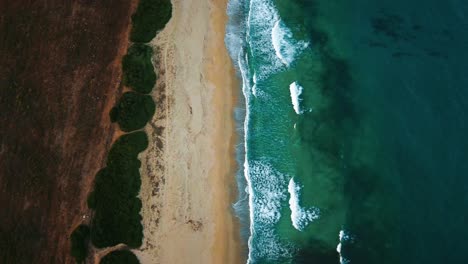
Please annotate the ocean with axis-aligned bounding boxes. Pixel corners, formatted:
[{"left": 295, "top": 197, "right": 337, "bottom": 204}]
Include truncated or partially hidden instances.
[{"left": 226, "top": 0, "right": 468, "bottom": 263}]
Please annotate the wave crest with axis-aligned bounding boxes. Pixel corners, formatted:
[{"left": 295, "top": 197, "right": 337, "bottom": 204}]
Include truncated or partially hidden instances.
[
  {"left": 288, "top": 178, "right": 320, "bottom": 231},
  {"left": 289, "top": 81, "right": 304, "bottom": 114},
  {"left": 272, "top": 19, "right": 309, "bottom": 66}
]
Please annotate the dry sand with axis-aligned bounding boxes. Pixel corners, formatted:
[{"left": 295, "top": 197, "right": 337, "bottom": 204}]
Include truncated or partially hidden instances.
[{"left": 136, "top": 0, "right": 243, "bottom": 263}]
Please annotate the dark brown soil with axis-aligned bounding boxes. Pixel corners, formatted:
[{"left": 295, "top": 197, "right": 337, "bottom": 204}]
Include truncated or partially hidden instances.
[{"left": 0, "top": 1, "right": 135, "bottom": 263}]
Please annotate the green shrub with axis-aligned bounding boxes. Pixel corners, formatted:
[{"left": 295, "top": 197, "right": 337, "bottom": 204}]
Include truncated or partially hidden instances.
[
  {"left": 110, "top": 92, "right": 155, "bottom": 132},
  {"left": 89, "top": 132, "right": 148, "bottom": 248},
  {"left": 130, "top": 0, "right": 172, "bottom": 43},
  {"left": 122, "top": 44, "right": 156, "bottom": 94},
  {"left": 100, "top": 250, "right": 140, "bottom": 264},
  {"left": 87, "top": 191, "right": 96, "bottom": 209},
  {"left": 70, "top": 225, "right": 90, "bottom": 263},
  {"left": 109, "top": 107, "right": 119, "bottom": 123},
  {"left": 107, "top": 131, "right": 149, "bottom": 167},
  {"left": 91, "top": 196, "right": 143, "bottom": 248}
]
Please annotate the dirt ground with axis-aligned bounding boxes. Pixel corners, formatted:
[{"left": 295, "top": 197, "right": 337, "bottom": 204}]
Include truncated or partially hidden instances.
[{"left": 0, "top": 1, "right": 135, "bottom": 263}]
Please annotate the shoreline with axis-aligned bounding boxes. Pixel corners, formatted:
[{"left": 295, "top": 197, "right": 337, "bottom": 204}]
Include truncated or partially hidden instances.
[
  {"left": 205, "top": 0, "right": 243, "bottom": 262},
  {"left": 137, "top": 0, "right": 243, "bottom": 263}
]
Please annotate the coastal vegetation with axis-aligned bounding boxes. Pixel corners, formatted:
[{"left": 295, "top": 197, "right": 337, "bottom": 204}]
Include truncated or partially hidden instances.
[
  {"left": 130, "top": 0, "right": 172, "bottom": 43},
  {"left": 70, "top": 225, "right": 90, "bottom": 263},
  {"left": 110, "top": 92, "right": 155, "bottom": 132},
  {"left": 100, "top": 250, "right": 140, "bottom": 264},
  {"left": 122, "top": 43, "right": 156, "bottom": 94},
  {"left": 71, "top": 0, "right": 172, "bottom": 262},
  {"left": 89, "top": 132, "right": 148, "bottom": 248}
]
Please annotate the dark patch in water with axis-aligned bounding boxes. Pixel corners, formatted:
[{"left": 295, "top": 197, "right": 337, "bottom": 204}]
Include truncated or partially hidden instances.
[
  {"left": 293, "top": 238, "right": 340, "bottom": 264},
  {"left": 298, "top": 5, "right": 403, "bottom": 264},
  {"left": 367, "top": 40, "right": 389, "bottom": 48},
  {"left": 425, "top": 50, "right": 448, "bottom": 59},
  {"left": 412, "top": 24, "right": 423, "bottom": 31},
  {"left": 369, "top": 11, "right": 453, "bottom": 61},
  {"left": 320, "top": 56, "right": 356, "bottom": 122},
  {"left": 392, "top": 51, "right": 415, "bottom": 58},
  {"left": 371, "top": 12, "right": 411, "bottom": 42},
  {"left": 298, "top": 26, "right": 360, "bottom": 165},
  {"left": 342, "top": 165, "right": 401, "bottom": 264},
  {"left": 309, "top": 28, "right": 330, "bottom": 46}
]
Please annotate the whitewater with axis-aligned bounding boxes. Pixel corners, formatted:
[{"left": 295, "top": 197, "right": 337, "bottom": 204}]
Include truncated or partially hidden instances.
[{"left": 225, "top": 0, "right": 332, "bottom": 263}]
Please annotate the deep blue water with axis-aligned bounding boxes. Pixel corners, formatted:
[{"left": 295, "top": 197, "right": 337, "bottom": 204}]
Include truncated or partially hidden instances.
[{"left": 226, "top": 0, "right": 468, "bottom": 263}]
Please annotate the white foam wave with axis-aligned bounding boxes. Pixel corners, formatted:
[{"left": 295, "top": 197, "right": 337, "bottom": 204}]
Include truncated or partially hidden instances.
[
  {"left": 288, "top": 178, "right": 320, "bottom": 231},
  {"left": 250, "top": 72, "right": 269, "bottom": 99},
  {"left": 251, "top": 161, "right": 288, "bottom": 224},
  {"left": 247, "top": 0, "right": 283, "bottom": 81},
  {"left": 239, "top": 50, "right": 291, "bottom": 262},
  {"left": 238, "top": 50, "right": 255, "bottom": 264},
  {"left": 247, "top": 0, "right": 310, "bottom": 81},
  {"left": 337, "top": 230, "right": 352, "bottom": 264},
  {"left": 272, "top": 19, "right": 309, "bottom": 66},
  {"left": 289, "top": 81, "right": 304, "bottom": 114},
  {"left": 225, "top": 0, "right": 248, "bottom": 67},
  {"left": 248, "top": 160, "right": 292, "bottom": 261},
  {"left": 271, "top": 20, "right": 286, "bottom": 64},
  {"left": 229, "top": 0, "right": 301, "bottom": 261},
  {"left": 241, "top": 54, "right": 292, "bottom": 258},
  {"left": 239, "top": 33, "right": 292, "bottom": 263},
  {"left": 252, "top": 72, "right": 257, "bottom": 97}
]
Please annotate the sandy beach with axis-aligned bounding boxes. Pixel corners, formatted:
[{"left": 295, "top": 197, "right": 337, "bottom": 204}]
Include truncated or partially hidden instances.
[{"left": 136, "top": 0, "right": 242, "bottom": 263}]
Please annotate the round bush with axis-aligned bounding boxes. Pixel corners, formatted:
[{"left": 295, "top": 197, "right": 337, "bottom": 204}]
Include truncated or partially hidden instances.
[
  {"left": 100, "top": 250, "right": 140, "bottom": 264},
  {"left": 70, "top": 225, "right": 90, "bottom": 263},
  {"left": 122, "top": 44, "right": 156, "bottom": 94},
  {"left": 110, "top": 92, "right": 155, "bottom": 132}
]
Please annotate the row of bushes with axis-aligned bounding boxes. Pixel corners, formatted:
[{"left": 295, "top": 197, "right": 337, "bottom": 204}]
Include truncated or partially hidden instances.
[
  {"left": 88, "top": 132, "right": 148, "bottom": 248},
  {"left": 70, "top": 0, "right": 172, "bottom": 262},
  {"left": 114, "top": 42, "right": 156, "bottom": 133}
]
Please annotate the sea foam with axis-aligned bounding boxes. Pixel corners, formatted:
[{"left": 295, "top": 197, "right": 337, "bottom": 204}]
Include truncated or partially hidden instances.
[
  {"left": 247, "top": 0, "right": 309, "bottom": 81},
  {"left": 337, "top": 230, "right": 352, "bottom": 264},
  {"left": 289, "top": 82, "right": 304, "bottom": 114},
  {"left": 239, "top": 51, "right": 291, "bottom": 262},
  {"left": 238, "top": 50, "right": 255, "bottom": 263},
  {"left": 247, "top": 0, "right": 283, "bottom": 81},
  {"left": 272, "top": 19, "right": 309, "bottom": 66},
  {"left": 288, "top": 178, "right": 320, "bottom": 231},
  {"left": 248, "top": 159, "right": 293, "bottom": 261},
  {"left": 228, "top": 0, "right": 300, "bottom": 262}
]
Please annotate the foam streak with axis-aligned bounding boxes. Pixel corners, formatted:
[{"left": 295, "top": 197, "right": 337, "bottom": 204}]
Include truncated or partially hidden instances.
[
  {"left": 288, "top": 178, "right": 320, "bottom": 231},
  {"left": 289, "top": 82, "right": 304, "bottom": 114}
]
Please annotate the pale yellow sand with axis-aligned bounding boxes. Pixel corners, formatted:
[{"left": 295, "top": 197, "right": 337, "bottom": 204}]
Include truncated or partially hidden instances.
[{"left": 136, "top": 0, "right": 242, "bottom": 263}]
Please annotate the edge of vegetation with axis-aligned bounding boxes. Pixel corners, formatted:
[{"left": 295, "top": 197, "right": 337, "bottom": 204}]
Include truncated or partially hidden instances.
[
  {"left": 100, "top": 250, "right": 140, "bottom": 264},
  {"left": 130, "top": 0, "right": 173, "bottom": 43},
  {"left": 71, "top": 0, "right": 173, "bottom": 262},
  {"left": 110, "top": 91, "right": 156, "bottom": 132},
  {"left": 70, "top": 225, "right": 90, "bottom": 263},
  {"left": 122, "top": 43, "right": 156, "bottom": 94},
  {"left": 89, "top": 131, "right": 147, "bottom": 248}
]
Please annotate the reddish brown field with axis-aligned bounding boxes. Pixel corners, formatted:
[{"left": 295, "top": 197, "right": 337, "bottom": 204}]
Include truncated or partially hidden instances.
[{"left": 0, "top": 1, "right": 135, "bottom": 263}]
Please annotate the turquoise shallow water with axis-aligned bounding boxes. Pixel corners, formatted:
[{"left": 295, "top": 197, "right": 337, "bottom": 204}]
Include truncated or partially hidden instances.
[{"left": 227, "top": 0, "right": 468, "bottom": 263}]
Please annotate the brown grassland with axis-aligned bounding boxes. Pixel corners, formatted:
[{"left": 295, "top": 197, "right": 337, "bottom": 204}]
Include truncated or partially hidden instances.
[{"left": 0, "top": 1, "right": 136, "bottom": 263}]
